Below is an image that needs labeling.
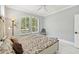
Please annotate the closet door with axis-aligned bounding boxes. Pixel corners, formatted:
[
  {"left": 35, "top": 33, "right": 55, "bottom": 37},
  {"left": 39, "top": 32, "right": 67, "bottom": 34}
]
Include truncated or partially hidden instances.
[{"left": 74, "top": 15, "right": 79, "bottom": 48}]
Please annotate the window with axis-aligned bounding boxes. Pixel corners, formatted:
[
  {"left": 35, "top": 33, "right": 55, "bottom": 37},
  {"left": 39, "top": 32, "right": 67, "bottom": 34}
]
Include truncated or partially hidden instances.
[
  {"left": 21, "top": 16, "right": 39, "bottom": 33},
  {"left": 31, "top": 17, "right": 38, "bottom": 32},
  {"left": 21, "top": 17, "right": 30, "bottom": 33}
]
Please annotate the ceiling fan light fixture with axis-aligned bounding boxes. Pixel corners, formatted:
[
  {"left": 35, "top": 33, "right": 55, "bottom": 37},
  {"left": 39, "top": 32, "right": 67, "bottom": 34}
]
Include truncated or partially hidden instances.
[{"left": 36, "top": 5, "right": 49, "bottom": 15}]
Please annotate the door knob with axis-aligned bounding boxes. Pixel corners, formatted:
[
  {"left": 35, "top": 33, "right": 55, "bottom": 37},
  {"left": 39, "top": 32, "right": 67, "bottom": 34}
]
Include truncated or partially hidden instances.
[{"left": 75, "top": 32, "right": 77, "bottom": 34}]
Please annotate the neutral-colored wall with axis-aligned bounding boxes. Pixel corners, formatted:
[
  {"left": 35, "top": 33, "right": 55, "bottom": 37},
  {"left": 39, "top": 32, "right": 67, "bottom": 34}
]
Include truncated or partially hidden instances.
[
  {"left": 5, "top": 7, "right": 44, "bottom": 36},
  {"left": 44, "top": 6, "right": 79, "bottom": 43}
]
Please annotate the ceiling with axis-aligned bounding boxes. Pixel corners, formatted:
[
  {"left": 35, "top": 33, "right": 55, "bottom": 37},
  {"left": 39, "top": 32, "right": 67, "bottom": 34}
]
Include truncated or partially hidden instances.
[{"left": 6, "top": 5, "right": 75, "bottom": 17}]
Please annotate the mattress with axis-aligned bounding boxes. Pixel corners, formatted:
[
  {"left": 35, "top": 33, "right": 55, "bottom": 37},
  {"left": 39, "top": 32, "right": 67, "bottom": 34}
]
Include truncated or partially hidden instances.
[{"left": 0, "top": 34, "right": 58, "bottom": 54}]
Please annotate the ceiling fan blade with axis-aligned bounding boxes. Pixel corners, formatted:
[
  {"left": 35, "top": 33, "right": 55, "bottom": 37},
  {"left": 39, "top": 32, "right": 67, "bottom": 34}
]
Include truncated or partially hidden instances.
[{"left": 37, "top": 5, "right": 42, "bottom": 11}]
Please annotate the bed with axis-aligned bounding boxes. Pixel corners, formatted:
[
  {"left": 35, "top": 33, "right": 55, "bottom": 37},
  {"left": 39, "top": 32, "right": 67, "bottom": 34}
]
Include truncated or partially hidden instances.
[{"left": 0, "top": 34, "right": 59, "bottom": 54}]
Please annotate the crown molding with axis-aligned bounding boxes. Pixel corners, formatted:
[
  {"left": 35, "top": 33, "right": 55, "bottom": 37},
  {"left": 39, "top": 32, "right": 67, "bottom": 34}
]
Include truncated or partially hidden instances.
[
  {"left": 45, "top": 5, "right": 77, "bottom": 17},
  {"left": 6, "top": 6, "right": 44, "bottom": 18},
  {"left": 6, "top": 5, "right": 77, "bottom": 17}
]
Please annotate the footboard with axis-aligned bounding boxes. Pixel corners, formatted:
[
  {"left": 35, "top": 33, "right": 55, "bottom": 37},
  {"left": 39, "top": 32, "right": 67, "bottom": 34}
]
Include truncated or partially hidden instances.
[{"left": 39, "top": 40, "right": 59, "bottom": 54}]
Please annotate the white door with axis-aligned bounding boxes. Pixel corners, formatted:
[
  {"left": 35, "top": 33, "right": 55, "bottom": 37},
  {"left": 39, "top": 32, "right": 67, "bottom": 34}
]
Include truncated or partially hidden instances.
[{"left": 74, "top": 15, "right": 79, "bottom": 48}]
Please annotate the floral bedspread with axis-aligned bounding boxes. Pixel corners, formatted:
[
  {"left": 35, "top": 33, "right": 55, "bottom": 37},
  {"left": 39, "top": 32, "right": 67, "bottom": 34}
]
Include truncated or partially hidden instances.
[{"left": 0, "top": 34, "right": 58, "bottom": 54}]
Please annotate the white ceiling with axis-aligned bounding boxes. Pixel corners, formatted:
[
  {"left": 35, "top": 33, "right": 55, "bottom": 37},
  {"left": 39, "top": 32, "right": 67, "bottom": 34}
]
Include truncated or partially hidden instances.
[{"left": 6, "top": 5, "right": 75, "bottom": 17}]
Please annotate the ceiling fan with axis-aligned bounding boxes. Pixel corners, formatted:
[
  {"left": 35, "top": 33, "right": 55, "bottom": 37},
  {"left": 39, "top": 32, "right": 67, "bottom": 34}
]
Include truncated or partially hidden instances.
[
  {"left": 37, "top": 5, "right": 48, "bottom": 11},
  {"left": 36, "top": 5, "right": 49, "bottom": 13}
]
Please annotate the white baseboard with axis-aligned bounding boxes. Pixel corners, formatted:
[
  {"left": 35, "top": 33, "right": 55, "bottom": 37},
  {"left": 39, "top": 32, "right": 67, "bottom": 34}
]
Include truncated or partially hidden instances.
[
  {"left": 47, "top": 35, "right": 74, "bottom": 46},
  {"left": 58, "top": 39, "right": 74, "bottom": 46}
]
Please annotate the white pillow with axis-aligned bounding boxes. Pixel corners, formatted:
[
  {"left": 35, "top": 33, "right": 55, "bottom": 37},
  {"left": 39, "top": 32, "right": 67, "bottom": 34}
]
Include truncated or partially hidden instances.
[{"left": 0, "top": 37, "right": 15, "bottom": 54}]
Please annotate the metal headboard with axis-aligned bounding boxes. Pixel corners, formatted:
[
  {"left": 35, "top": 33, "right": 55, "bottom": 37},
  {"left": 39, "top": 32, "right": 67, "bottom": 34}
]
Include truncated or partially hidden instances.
[{"left": 0, "top": 16, "right": 4, "bottom": 41}]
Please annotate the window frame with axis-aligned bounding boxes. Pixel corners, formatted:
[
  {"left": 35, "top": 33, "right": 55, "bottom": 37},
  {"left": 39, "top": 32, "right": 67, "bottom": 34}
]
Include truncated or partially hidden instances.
[
  {"left": 31, "top": 16, "right": 39, "bottom": 33},
  {"left": 21, "top": 16, "right": 39, "bottom": 34},
  {"left": 21, "top": 16, "right": 30, "bottom": 33}
]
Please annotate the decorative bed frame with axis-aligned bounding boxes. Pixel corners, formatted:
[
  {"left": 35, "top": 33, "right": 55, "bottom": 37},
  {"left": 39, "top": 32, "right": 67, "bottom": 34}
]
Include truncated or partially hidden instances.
[
  {"left": 0, "top": 35, "right": 59, "bottom": 54},
  {"left": 39, "top": 40, "right": 59, "bottom": 54}
]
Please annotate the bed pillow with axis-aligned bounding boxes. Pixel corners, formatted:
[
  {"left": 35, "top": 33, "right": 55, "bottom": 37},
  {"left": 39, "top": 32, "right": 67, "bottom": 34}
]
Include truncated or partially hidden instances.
[
  {"left": 0, "top": 37, "right": 15, "bottom": 54},
  {"left": 10, "top": 39, "right": 23, "bottom": 54}
]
